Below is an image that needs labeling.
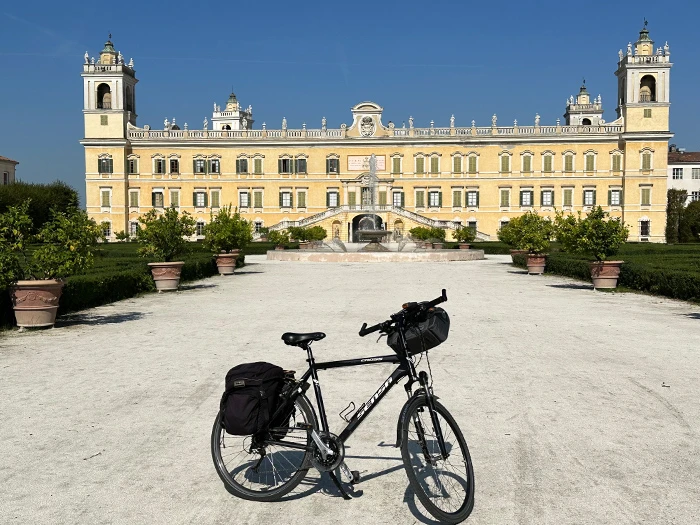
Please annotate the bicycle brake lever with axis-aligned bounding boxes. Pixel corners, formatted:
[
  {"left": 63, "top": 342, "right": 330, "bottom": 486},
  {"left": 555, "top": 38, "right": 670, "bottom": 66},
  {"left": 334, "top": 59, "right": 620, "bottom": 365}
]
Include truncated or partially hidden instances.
[{"left": 376, "top": 333, "right": 386, "bottom": 343}]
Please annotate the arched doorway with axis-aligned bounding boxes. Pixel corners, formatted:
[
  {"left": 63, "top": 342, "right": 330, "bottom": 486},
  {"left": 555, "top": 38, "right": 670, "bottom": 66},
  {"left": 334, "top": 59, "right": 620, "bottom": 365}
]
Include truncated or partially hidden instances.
[
  {"left": 393, "top": 219, "right": 404, "bottom": 240},
  {"left": 97, "top": 83, "right": 112, "bottom": 109},
  {"left": 582, "top": 118, "right": 592, "bottom": 126},
  {"left": 351, "top": 214, "right": 383, "bottom": 242},
  {"left": 332, "top": 220, "right": 342, "bottom": 239}
]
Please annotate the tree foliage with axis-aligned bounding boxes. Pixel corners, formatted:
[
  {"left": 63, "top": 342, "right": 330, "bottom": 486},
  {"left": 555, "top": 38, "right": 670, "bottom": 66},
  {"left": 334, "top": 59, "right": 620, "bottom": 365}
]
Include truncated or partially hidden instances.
[
  {"left": 0, "top": 181, "right": 79, "bottom": 230},
  {"left": 453, "top": 226, "right": 476, "bottom": 243},
  {"left": 203, "top": 205, "right": 253, "bottom": 253},
  {"left": 136, "top": 207, "right": 196, "bottom": 262},
  {"left": 666, "top": 189, "right": 688, "bottom": 244},
  {"left": 555, "top": 206, "right": 629, "bottom": 261}
]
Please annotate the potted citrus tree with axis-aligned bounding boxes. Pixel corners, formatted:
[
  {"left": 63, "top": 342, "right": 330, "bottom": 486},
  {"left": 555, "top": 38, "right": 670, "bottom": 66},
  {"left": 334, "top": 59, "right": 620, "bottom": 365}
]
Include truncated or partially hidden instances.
[
  {"left": 497, "top": 217, "right": 527, "bottom": 262},
  {"left": 267, "top": 229, "right": 290, "bottom": 250},
  {"left": 307, "top": 225, "right": 327, "bottom": 248},
  {"left": 517, "top": 211, "right": 555, "bottom": 275},
  {"left": 203, "top": 205, "right": 252, "bottom": 275},
  {"left": 0, "top": 200, "right": 102, "bottom": 328},
  {"left": 136, "top": 207, "right": 196, "bottom": 291},
  {"left": 428, "top": 227, "right": 446, "bottom": 249},
  {"left": 555, "top": 207, "right": 629, "bottom": 289},
  {"left": 409, "top": 226, "right": 431, "bottom": 248},
  {"left": 453, "top": 226, "right": 476, "bottom": 249},
  {"left": 288, "top": 226, "right": 311, "bottom": 249}
]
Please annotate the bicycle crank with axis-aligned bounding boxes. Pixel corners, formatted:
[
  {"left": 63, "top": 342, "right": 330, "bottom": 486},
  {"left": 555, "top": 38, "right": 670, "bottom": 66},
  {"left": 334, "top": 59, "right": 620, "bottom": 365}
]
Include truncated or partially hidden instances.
[{"left": 310, "top": 432, "right": 345, "bottom": 472}]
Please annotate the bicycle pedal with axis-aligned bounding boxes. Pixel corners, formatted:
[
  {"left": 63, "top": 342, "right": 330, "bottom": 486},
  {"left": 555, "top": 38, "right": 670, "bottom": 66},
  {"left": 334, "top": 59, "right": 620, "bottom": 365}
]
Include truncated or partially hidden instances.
[
  {"left": 295, "top": 422, "right": 313, "bottom": 430},
  {"left": 350, "top": 470, "right": 361, "bottom": 484}
]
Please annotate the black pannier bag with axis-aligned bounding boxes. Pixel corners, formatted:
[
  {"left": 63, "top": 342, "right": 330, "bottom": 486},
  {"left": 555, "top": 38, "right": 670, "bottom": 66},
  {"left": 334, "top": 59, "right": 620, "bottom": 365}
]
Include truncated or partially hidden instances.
[
  {"left": 220, "top": 362, "right": 285, "bottom": 435},
  {"left": 387, "top": 307, "right": 450, "bottom": 356}
]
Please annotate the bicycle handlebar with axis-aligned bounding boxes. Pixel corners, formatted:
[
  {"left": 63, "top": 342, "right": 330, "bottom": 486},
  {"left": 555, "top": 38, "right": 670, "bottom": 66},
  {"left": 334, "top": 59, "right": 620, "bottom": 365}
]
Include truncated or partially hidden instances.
[{"left": 358, "top": 289, "right": 447, "bottom": 337}]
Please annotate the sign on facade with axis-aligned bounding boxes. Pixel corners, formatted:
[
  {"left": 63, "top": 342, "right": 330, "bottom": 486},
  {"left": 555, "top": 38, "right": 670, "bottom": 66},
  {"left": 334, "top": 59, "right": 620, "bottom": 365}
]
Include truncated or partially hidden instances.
[{"left": 348, "top": 155, "right": 386, "bottom": 171}]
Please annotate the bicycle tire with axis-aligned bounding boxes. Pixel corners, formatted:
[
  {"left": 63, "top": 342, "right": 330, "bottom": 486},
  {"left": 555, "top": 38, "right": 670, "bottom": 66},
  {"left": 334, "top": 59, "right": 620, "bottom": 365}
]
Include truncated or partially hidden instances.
[
  {"left": 211, "top": 394, "right": 316, "bottom": 501},
  {"left": 400, "top": 396, "right": 475, "bottom": 523}
]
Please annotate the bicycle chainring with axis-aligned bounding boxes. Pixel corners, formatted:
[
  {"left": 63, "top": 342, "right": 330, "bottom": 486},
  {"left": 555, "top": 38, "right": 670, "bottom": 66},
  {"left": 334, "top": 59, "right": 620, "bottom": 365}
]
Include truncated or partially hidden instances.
[{"left": 310, "top": 432, "right": 345, "bottom": 472}]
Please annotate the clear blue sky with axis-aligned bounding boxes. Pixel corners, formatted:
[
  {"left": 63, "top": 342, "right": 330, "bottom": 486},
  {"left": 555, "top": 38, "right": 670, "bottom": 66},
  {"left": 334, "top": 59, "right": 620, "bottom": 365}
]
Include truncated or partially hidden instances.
[{"left": 1, "top": 0, "right": 699, "bottom": 206}]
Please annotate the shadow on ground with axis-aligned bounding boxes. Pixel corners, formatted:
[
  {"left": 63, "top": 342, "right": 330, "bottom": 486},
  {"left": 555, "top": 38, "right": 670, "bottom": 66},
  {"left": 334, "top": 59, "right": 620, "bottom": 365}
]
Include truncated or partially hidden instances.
[
  {"left": 547, "top": 283, "right": 593, "bottom": 291},
  {"left": 234, "top": 271, "right": 264, "bottom": 275},
  {"left": 56, "top": 311, "right": 146, "bottom": 326},
  {"left": 681, "top": 313, "right": 700, "bottom": 320},
  {"left": 179, "top": 283, "right": 217, "bottom": 291}
]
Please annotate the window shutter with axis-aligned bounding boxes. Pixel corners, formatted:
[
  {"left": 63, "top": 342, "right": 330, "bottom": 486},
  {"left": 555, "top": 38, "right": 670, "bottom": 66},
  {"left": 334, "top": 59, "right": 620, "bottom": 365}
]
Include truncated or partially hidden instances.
[
  {"left": 279, "top": 192, "right": 283, "bottom": 207},
  {"left": 544, "top": 155, "right": 552, "bottom": 172},
  {"left": 193, "top": 192, "right": 197, "bottom": 206},
  {"left": 476, "top": 191, "right": 480, "bottom": 207},
  {"left": 550, "top": 191, "right": 554, "bottom": 206},
  {"left": 565, "top": 155, "right": 573, "bottom": 172},
  {"left": 519, "top": 191, "right": 524, "bottom": 206},
  {"left": 540, "top": 190, "right": 545, "bottom": 206},
  {"left": 326, "top": 192, "right": 331, "bottom": 207},
  {"left": 235, "top": 159, "right": 240, "bottom": 174},
  {"left": 393, "top": 157, "right": 401, "bottom": 174},
  {"left": 619, "top": 190, "right": 624, "bottom": 206},
  {"left": 278, "top": 159, "right": 283, "bottom": 174},
  {"left": 523, "top": 156, "right": 531, "bottom": 173},
  {"left": 438, "top": 192, "right": 442, "bottom": 207},
  {"left": 299, "top": 192, "right": 305, "bottom": 208},
  {"left": 608, "top": 189, "right": 612, "bottom": 205},
  {"left": 453, "top": 156, "right": 461, "bottom": 173},
  {"left": 289, "top": 192, "right": 293, "bottom": 208},
  {"left": 530, "top": 191, "right": 535, "bottom": 205},
  {"left": 469, "top": 156, "right": 476, "bottom": 174},
  {"left": 453, "top": 190, "right": 461, "bottom": 207},
  {"left": 501, "top": 155, "right": 508, "bottom": 173},
  {"left": 401, "top": 192, "right": 405, "bottom": 207},
  {"left": 592, "top": 190, "right": 597, "bottom": 205},
  {"left": 326, "top": 159, "right": 330, "bottom": 174},
  {"left": 292, "top": 159, "right": 297, "bottom": 174},
  {"left": 416, "top": 157, "right": 424, "bottom": 174},
  {"left": 431, "top": 157, "right": 439, "bottom": 174}
]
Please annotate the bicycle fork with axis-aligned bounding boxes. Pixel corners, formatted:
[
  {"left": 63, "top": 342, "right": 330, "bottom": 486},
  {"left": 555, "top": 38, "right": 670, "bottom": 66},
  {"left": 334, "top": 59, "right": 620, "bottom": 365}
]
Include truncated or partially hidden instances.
[{"left": 416, "top": 371, "right": 449, "bottom": 462}]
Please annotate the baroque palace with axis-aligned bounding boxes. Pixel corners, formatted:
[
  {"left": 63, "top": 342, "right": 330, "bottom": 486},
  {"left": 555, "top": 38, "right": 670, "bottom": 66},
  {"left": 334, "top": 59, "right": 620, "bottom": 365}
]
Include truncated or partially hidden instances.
[{"left": 82, "top": 24, "right": 672, "bottom": 242}]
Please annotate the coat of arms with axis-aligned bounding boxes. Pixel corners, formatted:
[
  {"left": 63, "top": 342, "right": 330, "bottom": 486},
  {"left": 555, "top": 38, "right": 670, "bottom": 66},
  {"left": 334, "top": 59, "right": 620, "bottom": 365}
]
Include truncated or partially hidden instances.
[{"left": 360, "top": 116, "right": 375, "bottom": 137}]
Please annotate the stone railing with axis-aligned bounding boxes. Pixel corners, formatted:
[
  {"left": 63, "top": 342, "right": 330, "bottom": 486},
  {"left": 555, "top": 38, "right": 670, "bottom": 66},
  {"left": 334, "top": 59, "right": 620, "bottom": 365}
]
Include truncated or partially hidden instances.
[{"left": 127, "top": 123, "right": 623, "bottom": 141}]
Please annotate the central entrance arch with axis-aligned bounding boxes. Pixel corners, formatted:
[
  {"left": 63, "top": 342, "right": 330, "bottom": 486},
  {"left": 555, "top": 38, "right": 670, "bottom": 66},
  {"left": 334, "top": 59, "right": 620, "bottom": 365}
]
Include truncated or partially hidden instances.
[{"left": 351, "top": 214, "right": 384, "bottom": 242}]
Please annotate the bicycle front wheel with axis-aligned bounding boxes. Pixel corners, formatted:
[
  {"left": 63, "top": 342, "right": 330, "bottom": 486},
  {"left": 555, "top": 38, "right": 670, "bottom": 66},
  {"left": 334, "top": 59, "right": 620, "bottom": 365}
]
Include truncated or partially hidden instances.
[
  {"left": 211, "top": 394, "right": 315, "bottom": 501},
  {"left": 400, "top": 396, "right": 475, "bottom": 523}
]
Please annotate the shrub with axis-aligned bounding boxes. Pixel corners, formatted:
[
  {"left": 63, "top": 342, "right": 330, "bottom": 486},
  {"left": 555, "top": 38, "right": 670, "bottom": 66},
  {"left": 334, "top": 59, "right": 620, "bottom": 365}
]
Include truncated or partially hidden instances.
[
  {"left": 287, "top": 226, "right": 310, "bottom": 242},
  {"left": 428, "top": 227, "right": 446, "bottom": 242},
  {"left": 516, "top": 211, "right": 555, "bottom": 254},
  {"left": 307, "top": 225, "right": 328, "bottom": 242},
  {"left": 136, "top": 207, "right": 196, "bottom": 262},
  {"left": 409, "top": 227, "right": 431, "bottom": 241},
  {"left": 203, "top": 205, "right": 253, "bottom": 253},
  {"left": 555, "top": 207, "right": 629, "bottom": 261},
  {"left": 453, "top": 226, "right": 476, "bottom": 244},
  {"left": 497, "top": 218, "right": 521, "bottom": 248},
  {"left": 0, "top": 181, "right": 79, "bottom": 230},
  {"left": 267, "top": 230, "right": 290, "bottom": 246}
]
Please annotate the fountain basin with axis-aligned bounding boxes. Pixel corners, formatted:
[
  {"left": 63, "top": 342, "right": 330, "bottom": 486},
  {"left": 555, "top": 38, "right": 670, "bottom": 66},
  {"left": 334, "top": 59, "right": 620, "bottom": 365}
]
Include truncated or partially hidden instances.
[{"left": 266, "top": 249, "right": 485, "bottom": 263}]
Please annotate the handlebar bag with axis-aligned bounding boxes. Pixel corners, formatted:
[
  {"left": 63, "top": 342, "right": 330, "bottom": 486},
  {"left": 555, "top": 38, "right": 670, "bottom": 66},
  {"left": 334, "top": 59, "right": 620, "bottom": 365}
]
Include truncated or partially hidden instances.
[
  {"left": 220, "top": 362, "right": 285, "bottom": 435},
  {"left": 387, "top": 307, "right": 450, "bottom": 356}
]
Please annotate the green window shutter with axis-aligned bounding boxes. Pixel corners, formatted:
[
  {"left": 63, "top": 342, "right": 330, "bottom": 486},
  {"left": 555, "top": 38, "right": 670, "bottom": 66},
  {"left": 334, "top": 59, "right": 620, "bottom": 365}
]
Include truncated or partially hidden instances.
[
  {"left": 348, "top": 192, "right": 356, "bottom": 206},
  {"left": 530, "top": 191, "right": 535, "bottom": 205},
  {"left": 550, "top": 191, "right": 554, "bottom": 206},
  {"left": 204, "top": 192, "right": 208, "bottom": 207},
  {"left": 519, "top": 191, "right": 524, "bottom": 206},
  {"left": 608, "top": 189, "right": 612, "bottom": 205},
  {"left": 620, "top": 190, "right": 624, "bottom": 206},
  {"left": 468, "top": 156, "right": 477, "bottom": 174},
  {"left": 642, "top": 188, "right": 651, "bottom": 205},
  {"left": 278, "top": 159, "right": 283, "bottom": 174},
  {"left": 544, "top": 155, "right": 552, "bottom": 172},
  {"left": 108, "top": 159, "right": 113, "bottom": 173},
  {"left": 586, "top": 155, "right": 594, "bottom": 172},
  {"left": 438, "top": 192, "right": 443, "bottom": 207},
  {"left": 565, "top": 155, "right": 573, "bottom": 172},
  {"left": 431, "top": 157, "right": 439, "bottom": 174},
  {"left": 171, "top": 191, "right": 179, "bottom": 207},
  {"left": 453, "top": 190, "right": 461, "bottom": 207},
  {"left": 193, "top": 160, "right": 197, "bottom": 173},
  {"left": 379, "top": 191, "right": 387, "bottom": 206},
  {"left": 193, "top": 192, "right": 197, "bottom": 206},
  {"left": 292, "top": 159, "right": 297, "bottom": 174},
  {"left": 254, "top": 192, "right": 262, "bottom": 208},
  {"left": 642, "top": 153, "right": 651, "bottom": 170},
  {"left": 326, "top": 192, "right": 330, "bottom": 207},
  {"left": 523, "top": 156, "right": 531, "bottom": 173},
  {"left": 613, "top": 155, "right": 621, "bottom": 172},
  {"left": 279, "top": 193, "right": 283, "bottom": 207},
  {"left": 204, "top": 160, "right": 209, "bottom": 174},
  {"left": 235, "top": 159, "right": 240, "bottom": 174},
  {"left": 476, "top": 191, "right": 480, "bottom": 207},
  {"left": 401, "top": 192, "right": 405, "bottom": 207},
  {"left": 212, "top": 191, "right": 220, "bottom": 208},
  {"left": 326, "top": 159, "right": 330, "bottom": 174},
  {"left": 416, "top": 191, "right": 424, "bottom": 207},
  {"left": 393, "top": 157, "right": 401, "bottom": 174},
  {"left": 416, "top": 157, "right": 424, "bottom": 174},
  {"left": 540, "top": 190, "right": 545, "bottom": 206},
  {"left": 453, "top": 156, "right": 461, "bottom": 173},
  {"left": 500, "top": 155, "right": 507, "bottom": 173}
]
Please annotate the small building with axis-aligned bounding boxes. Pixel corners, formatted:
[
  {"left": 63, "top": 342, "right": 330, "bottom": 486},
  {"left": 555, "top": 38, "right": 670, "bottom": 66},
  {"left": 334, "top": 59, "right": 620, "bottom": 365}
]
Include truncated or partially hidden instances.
[
  {"left": 667, "top": 145, "right": 700, "bottom": 204},
  {"left": 0, "top": 156, "right": 18, "bottom": 185}
]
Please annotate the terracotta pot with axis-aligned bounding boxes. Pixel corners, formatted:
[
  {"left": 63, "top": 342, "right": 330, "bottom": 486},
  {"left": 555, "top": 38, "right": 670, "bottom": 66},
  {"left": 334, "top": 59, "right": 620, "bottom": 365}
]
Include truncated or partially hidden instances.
[
  {"left": 11, "top": 279, "right": 64, "bottom": 328},
  {"left": 459, "top": 243, "right": 471, "bottom": 250},
  {"left": 299, "top": 241, "right": 310, "bottom": 250},
  {"left": 148, "top": 262, "right": 185, "bottom": 292},
  {"left": 510, "top": 249, "right": 527, "bottom": 263},
  {"left": 275, "top": 245, "right": 285, "bottom": 251},
  {"left": 589, "top": 261, "right": 624, "bottom": 289},
  {"left": 432, "top": 242, "right": 444, "bottom": 250},
  {"left": 526, "top": 253, "right": 547, "bottom": 275},
  {"left": 215, "top": 251, "right": 239, "bottom": 275},
  {"left": 260, "top": 236, "right": 268, "bottom": 242}
]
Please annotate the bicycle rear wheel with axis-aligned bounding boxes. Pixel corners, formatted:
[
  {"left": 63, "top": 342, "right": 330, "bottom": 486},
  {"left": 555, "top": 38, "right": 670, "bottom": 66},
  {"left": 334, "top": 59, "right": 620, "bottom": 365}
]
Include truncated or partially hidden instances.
[
  {"left": 400, "top": 396, "right": 475, "bottom": 523},
  {"left": 211, "top": 394, "right": 315, "bottom": 501}
]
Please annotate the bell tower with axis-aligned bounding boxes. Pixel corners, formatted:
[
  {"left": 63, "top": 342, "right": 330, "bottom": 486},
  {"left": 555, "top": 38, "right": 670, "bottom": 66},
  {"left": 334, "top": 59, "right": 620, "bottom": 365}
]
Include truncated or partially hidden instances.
[
  {"left": 564, "top": 81, "right": 604, "bottom": 126},
  {"left": 81, "top": 36, "right": 138, "bottom": 139},
  {"left": 615, "top": 22, "right": 672, "bottom": 132}
]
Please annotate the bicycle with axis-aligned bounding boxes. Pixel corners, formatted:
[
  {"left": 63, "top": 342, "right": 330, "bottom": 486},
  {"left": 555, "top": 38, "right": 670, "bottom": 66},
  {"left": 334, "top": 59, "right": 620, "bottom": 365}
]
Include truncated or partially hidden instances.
[{"left": 211, "top": 289, "right": 475, "bottom": 523}]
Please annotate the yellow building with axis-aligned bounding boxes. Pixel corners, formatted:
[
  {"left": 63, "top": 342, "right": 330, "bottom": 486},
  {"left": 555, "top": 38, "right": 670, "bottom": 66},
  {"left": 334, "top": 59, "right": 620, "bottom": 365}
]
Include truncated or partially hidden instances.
[{"left": 82, "top": 25, "right": 673, "bottom": 243}]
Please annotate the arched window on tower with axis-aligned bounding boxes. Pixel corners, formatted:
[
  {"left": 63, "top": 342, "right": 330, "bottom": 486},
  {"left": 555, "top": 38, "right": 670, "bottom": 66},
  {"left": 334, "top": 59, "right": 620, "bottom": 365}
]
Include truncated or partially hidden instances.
[
  {"left": 582, "top": 118, "right": 592, "bottom": 126},
  {"left": 222, "top": 125, "right": 231, "bottom": 131},
  {"left": 639, "top": 75, "right": 656, "bottom": 102},
  {"left": 97, "top": 83, "right": 112, "bottom": 109}
]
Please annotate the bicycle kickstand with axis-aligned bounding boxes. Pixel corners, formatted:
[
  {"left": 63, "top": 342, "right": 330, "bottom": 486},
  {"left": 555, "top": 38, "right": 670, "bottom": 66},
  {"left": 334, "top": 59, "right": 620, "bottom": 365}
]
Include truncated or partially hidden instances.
[{"left": 328, "top": 471, "right": 352, "bottom": 500}]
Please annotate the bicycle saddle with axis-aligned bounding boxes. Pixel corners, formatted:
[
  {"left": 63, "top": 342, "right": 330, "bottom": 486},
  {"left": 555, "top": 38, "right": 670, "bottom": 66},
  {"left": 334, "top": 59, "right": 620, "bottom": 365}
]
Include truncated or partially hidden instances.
[{"left": 281, "top": 332, "right": 326, "bottom": 347}]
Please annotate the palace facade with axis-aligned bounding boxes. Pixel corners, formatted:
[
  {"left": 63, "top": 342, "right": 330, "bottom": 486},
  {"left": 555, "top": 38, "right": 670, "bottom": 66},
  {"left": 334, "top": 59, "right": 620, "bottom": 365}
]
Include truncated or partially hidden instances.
[{"left": 82, "top": 25, "right": 673, "bottom": 242}]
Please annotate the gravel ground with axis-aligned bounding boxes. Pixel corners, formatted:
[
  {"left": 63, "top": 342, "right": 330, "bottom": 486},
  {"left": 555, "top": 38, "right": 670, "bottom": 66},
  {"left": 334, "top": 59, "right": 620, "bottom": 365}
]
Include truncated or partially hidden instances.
[{"left": 1, "top": 254, "right": 699, "bottom": 525}]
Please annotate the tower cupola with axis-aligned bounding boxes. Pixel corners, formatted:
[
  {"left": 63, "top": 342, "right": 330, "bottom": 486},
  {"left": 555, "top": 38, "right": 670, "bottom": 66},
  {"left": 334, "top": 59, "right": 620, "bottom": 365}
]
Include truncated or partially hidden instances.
[
  {"left": 99, "top": 35, "right": 118, "bottom": 65},
  {"left": 634, "top": 20, "right": 654, "bottom": 56},
  {"left": 564, "top": 80, "right": 603, "bottom": 126},
  {"left": 212, "top": 90, "right": 254, "bottom": 131}
]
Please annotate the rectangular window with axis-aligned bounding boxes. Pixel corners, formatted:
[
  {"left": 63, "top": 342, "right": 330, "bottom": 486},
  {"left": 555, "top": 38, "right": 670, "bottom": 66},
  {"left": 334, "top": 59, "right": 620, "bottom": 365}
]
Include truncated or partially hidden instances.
[
  {"left": 211, "top": 190, "right": 220, "bottom": 208},
  {"left": 170, "top": 190, "right": 179, "bottom": 207},
  {"left": 467, "top": 221, "right": 477, "bottom": 232},
  {"left": 169, "top": 159, "right": 179, "bottom": 174},
  {"left": 194, "top": 191, "right": 207, "bottom": 208},
  {"left": 129, "top": 222, "right": 138, "bottom": 236},
  {"left": 327, "top": 191, "right": 339, "bottom": 207},
  {"left": 430, "top": 157, "right": 439, "bottom": 174},
  {"left": 564, "top": 155, "right": 573, "bottom": 172},
  {"left": 196, "top": 222, "right": 205, "bottom": 237},
  {"left": 415, "top": 190, "right": 425, "bottom": 208},
  {"left": 640, "top": 220, "right": 650, "bottom": 236},
  {"left": 378, "top": 191, "right": 387, "bottom": 206},
  {"left": 453, "top": 156, "right": 462, "bottom": 173},
  {"left": 693, "top": 168, "right": 700, "bottom": 180},
  {"left": 128, "top": 159, "right": 138, "bottom": 174},
  {"left": 541, "top": 190, "right": 553, "bottom": 207},
  {"left": 644, "top": 109, "right": 652, "bottom": 118},
  {"left": 236, "top": 158, "right": 249, "bottom": 174},
  {"left": 672, "top": 168, "right": 683, "bottom": 180},
  {"left": 692, "top": 191, "right": 700, "bottom": 202},
  {"left": 468, "top": 156, "right": 477, "bottom": 174},
  {"left": 520, "top": 190, "right": 533, "bottom": 207},
  {"left": 194, "top": 159, "right": 206, "bottom": 174},
  {"left": 239, "top": 191, "right": 249, "bottom": 208},
  {"left": 154, "top": 159, "right": 166, "bottom": 174},
  {"left": 609, "top": 189, "right": 622, "bottom": 206},
  {"left": 254, "top": 158, "right": 262, "bottom": 174},
  {"left": 452, "top": 190, "right": 462, "bottom": 207},
  {"left": 612, "top": 155, "right": 622, "bottom": 172},
  {"left": 280, "top": 191, "right": 292, "bottom": 208},
  {"left": 279, "top": 158, "right": 292, "bottom": 174},
  {"left": 416, "top": 157, "right": 425, "bottom": 174},
  {"left": 585, "top": 154, "right": 595, "bottom": 172},
  {"left": 392, "top": 157, "right": 401, "bottom": 175},
  {"left": 327, "top": 158, "right": 340, "bottom": 174},
  {"left": 152, "top": 191, "right": 164, "bottom": 208},
  {"left": 642, "top": 153, "right": 652, "bottom": 171},
  {"left": 297, "top": 191, "right": 307, "bottom": 208},
  {"left": 641, "top": 188, "right": 651, "bottom": 206},
  {"left": 100, "top": 115, "right": 108, "bottom": 126},
  {"left": 500, "top": 155, "right": 510, "bottom": 173},
  {"left": 98, "top": 158, "right": 113, "bottom": 174},
  {"left": 500, "top": 189, "right": 510, "bottom": 207},
  {"left": 393, "top": 191, "right": 404, "bottom": 208},
  {"left": 563, "top": 188, "right": 573, "bottom": 207},
  {"left": 584, "top": 189, "right": 596, "bottom": 206},
  {"left": 467, "top": 190, "right": 479, "bottom": 208},
  {"left": 348, "top": 192, "right": 356, "bottom": 207},
  {"left": 254, "top": 191, "right": 263, "bottom": 208},
  {"left": 129, "top": 191, "right": 139, "bottom": 207},
  {"left": 522, "top": 156, "right": 532, "bottom": 173},
  {"left": 428, "top": 191, "right": 442, "bottom": 207},
  {"left": 103, "top": 222, "right": 111, "bottom": 237},
  {"left": 2, "top": 172, "right": 7, "bottom": 185},
  {"left": 100, "top": 189, "right": 111, "bottom": 208},
  {"left": 209, "top": 159, "right": 220, "bottom": 174},
  {"left": 296, "top": 158, "right": 307, "bottom": 174},
  {"left": 543, "top": 155, "right": 553, "bottom": 173}
]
